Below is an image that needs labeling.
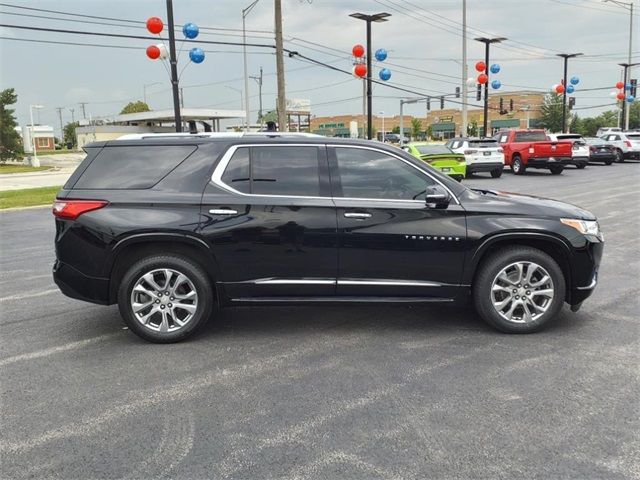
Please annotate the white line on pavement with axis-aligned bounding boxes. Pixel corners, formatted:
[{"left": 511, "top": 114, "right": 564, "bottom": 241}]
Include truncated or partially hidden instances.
[{"left": 0, "top": 289, "right": 59, "bottom": 303}]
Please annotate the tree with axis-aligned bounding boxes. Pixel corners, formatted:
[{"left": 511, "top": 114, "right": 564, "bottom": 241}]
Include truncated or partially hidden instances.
[
  {"left": 629, "top": 102, "right": 639, "bottom": 129},
  {"left": 467, "top": 119, "right": 479, "bottom": 137},
  {"left": 120, "top": 101, "right": 150, "bottom": 114},
  {"left": 410, "top": 118, "right": 422, "bottom": 139},
  {"left": 64, "top": 122, "right": 79, "bottom": 147},
  {"left": 0, "top": 88, "right": 22, "bottom": 162},
  {"left": 391, "top": 125, "right": 400, "bottom": 134},
  {"left": 539, "top": 93, "right": 564, "bottom": 133}
]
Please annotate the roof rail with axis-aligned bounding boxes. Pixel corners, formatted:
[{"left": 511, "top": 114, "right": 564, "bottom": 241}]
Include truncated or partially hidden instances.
[{"left": 116, "top": 132, "right": 323, "bottom": 141}]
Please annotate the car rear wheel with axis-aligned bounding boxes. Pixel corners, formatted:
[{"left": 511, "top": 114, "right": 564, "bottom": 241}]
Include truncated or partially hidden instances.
[
  {"left": 615, "top": 149, "right": 624, "bottom": 163},
  {"left": 511, "top": 156, "right": 525, "bottom": 175},
  {"left": 473, "top": 246, "right": 566, "bottom": 333},
  {"left": 576, "top": 163, "right": 586, "bottom": 169},
  {"left": 549, "top": 165, "right": 564, "bottom": 175},
  {"left": 605, "top": 159, "right": 613, "bottom": 166},
  {"left": 490, "top": 168, "right": 503, "bottom": 178},
  {"left": 118, "top": 254, "right": 214, "bottom": 343}
]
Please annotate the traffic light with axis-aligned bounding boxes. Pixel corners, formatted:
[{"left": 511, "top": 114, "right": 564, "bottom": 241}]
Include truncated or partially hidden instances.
[
  {"left": 631, "top": 79, "right": 637, "bottom": 97},
  {"left": 499, "top": 97, "right": 504, "bottom": 111},
  {"left": 476, "top": 84, "right": 482, "bottom": 101},
  {"left": 455, "top": 86, "right": 460, "bottom": 98},
  {"left": 426, "top": 96, "right": 430, "bottom": 111},
  {"left": 568, "top": 97, "right": 576, "bottom": 108},
  {"left": 509, "top": 99, "right": 514, "bottom": 112},
  {"left": 440, "top": 96, "right": 444, "bottom": 109}
]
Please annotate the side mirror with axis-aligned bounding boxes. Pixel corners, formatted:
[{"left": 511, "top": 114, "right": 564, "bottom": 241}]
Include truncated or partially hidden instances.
[{"left": 425, "top": 185, "right": 451, "bottom": 209}]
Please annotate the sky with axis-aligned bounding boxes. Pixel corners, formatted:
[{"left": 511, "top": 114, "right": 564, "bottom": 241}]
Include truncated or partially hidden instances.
[{"left": 0, "top": 0, "right": 638, "bottom": 137}]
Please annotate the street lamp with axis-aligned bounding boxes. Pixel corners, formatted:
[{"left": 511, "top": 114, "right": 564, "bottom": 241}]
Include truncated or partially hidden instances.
[
  {"left": 379, "top": 111, "right": 385, "bottom": 142},
  {"left": 349, "top": 12, "right": 391, "bottom": 140},
  {"left": 474, "top": 37, "right": 506, "bottom": 138},
  {"left": 557, "top": 53, "right": 583, "bottom": 133},
  {"left": 29, "top": 104, "right": 44, "bottom": 167},
  {"left": 242, "top": 0, "right": 260, "bottom": 132},
  {"left": 143, "top": 82, "right": 161, "bottom": 104}
]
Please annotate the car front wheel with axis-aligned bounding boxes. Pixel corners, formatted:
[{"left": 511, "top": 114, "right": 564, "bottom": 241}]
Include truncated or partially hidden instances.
[
  {"left": 118, "top": 254, "right": 214, "bottom": 343},
  {"left": 473, "top": 246, "right": 566, "bottom": 333},
  {"left": 615, "top": 149, "right": 624, "bottom": 163}
]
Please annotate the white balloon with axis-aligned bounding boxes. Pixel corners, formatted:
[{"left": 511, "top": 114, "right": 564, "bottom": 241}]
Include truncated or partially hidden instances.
[
  {"left": 466, "top": 77, "right": 476, "bottom": 87},
  {"left": 156, "top": 43, "right": 169, "bottom": 59},
  {"left": 551, "top": 84, "right": 559, "bottom": 91},
  {"left": 609, "top": 91, "right": 618, "bottom": 97}
]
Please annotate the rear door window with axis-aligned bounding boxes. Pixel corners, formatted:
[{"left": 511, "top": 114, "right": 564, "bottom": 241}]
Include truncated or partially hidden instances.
[{"left": 73, "top": 145, "right": 197, "bottom": 189}]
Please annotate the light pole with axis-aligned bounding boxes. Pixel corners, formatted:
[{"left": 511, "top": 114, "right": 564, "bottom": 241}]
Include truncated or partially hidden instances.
[
  {"left": 165, "top": 0, "right": 182, "bottom": 132},
  {"left": 29, "top": 104, "right": 44, "bottom": 167},
  {"left": 379, "top": 111, "right": 385, "bottom": 142},
  {"left": 474, "top": 37, "right": 506, "bottom": 138},
  {"left": 143, "top": 82, "right": 161, "bottom": 104},
  {"left": 399, "top": 98, "right": 421, "bottom": 146},
  {"left": 604, "top": 0, "right": 634, "bottom": 129},
  {"left": 242, "top": 0, "right": 260, "bottom": 132},
  {"left": 226, "top": 86, "right": 244, "bottom": 127},
  {"left": 461, "top": 0, "right": 468, "bottom": 137},
  {"left": 349, "top": 12, "right": 391, "bottom": 140},
  {"left": 250, "top": 67, "right": 264, "bottom": 129},
  {"left": 557, "top": 53, "right": 583, "bottom": 133},
  {"left": 618, "top": 62, "right": 640, "bottom": 129}
]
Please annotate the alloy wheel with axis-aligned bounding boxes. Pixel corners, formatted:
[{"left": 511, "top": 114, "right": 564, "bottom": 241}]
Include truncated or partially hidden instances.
[
  {"left": 490, "top": 261, "right": 554, "bottom": 324},
  {"left": 130, "top": 268, "right": 198, "bottom": 333}
]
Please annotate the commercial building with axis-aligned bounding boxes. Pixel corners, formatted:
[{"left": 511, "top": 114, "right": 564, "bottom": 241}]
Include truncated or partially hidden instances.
[{"left": 21, "top": 125, "right": 55, "bottom": 153}]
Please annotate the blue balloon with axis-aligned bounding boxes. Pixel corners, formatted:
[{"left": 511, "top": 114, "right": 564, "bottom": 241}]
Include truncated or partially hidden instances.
[
  {"left": 189, "top": 47, "right": 205, "bottom": 64},
  {"left": 566, "top": 85, "right": 575, "bottom": 94},
  {"left": 626, "top": 95, "right": 635, "bottom": 103},
  {"left": 570, "top": 76, "right": 579, "bottom": 85},
  {"left": 374, "top": 48, "right": 387, "bottom": 62},
  {"left": 625, "top": 83, "right": 632, "bottom": 91},
  {"left": 490, "top": 63, "right": 500, "bottom": 74},
  {"left": 379, "top": 68, "right": 391, "bottom": 81},
  {"left": 182, "top": 22, "right": 199, "bottom": 39},
  {"left": 491, "top": 79, "right": 501, "bottom": 89}
]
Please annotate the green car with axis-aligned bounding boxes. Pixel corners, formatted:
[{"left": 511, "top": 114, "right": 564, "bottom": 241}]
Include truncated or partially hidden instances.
[{"left": 402, "top": 143, "right": 466, "bottom": 181}]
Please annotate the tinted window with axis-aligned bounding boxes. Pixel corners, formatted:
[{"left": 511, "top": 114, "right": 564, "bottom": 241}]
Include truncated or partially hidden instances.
[
  {"left": 251, "top": 146, "right": 320, "bottom": 196},
  {"left": 514, "top": 131, "right": 547, "bottom": 142},
  {"left": 414, "top": 145, "right": 451, "bottom": 155},
  {"left": 63, "top": 146, "right": 102, "bottom": 189},
  {"left": 469, "top": 139, "right": 498, "bottom": 148},
  {"left": 334, "top": 147, "right": 434, "bottom": 200},
  {"left": 73, "top": 145, "right": 196, "bottom": 189},
  {"left": 221, "top": 148, "right": 250, "bottom": 193},
  {"left": 626, "top": 134, "right": 640, "bottom": 139}
]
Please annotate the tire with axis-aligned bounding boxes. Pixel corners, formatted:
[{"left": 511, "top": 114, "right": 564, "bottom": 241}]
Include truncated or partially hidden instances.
[
  {"left": 549, "top": 165, "right": 564, "bottom": 175},
  {"left": 576, "top": 163, "right": 586, "bottom": 169},
  {"left": 615, "top": 149, "right": 624, "bottom": 163},
  {"left": 511, "top": 156, "right": 525, "bottom": 175},
  {"left": 605, "top": 160, "right": 613, "bottom": 166},
  {"left": 490, "top": 168, "right": 503, "bottom": 178},
  {"left": 473, "top": 246, "right": 566, "bottom": 334},
  {"left": 117, "top": 254, "right": 214, "bottom": 343}
]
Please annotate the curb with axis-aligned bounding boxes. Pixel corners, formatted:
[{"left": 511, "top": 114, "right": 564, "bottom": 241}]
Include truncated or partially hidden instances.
[{"left": 0, "top": 204, "right": 51, "bottom": 213}]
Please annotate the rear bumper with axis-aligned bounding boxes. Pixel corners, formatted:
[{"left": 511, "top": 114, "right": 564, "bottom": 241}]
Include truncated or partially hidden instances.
[
  {"left": 433, "top": 163, "right": 466, "bottom": 178},
  {"left": 467, "top": 162, "right": 503, "bottom": 173},
  {"left": 526, "top": 157, "right": 572, "bottom": 168},
  {"left": 589, "top": 153, "right": 615, "bottom": 162},
  {"left": 570, "top": 156, "right": 589, "bottom": 166},
  {"left": 53, "top": 260, "right": 111, "bottom": 305}
]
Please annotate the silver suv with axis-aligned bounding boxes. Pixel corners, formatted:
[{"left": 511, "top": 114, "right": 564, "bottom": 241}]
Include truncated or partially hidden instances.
[{"left": 600, "top": 131, "right": 640, "bottom": 162}]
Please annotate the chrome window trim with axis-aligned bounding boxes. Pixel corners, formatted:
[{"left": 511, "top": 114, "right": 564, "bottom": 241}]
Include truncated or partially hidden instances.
[{"left": 210, "top": 143, "right": 460, "bottom": 205}]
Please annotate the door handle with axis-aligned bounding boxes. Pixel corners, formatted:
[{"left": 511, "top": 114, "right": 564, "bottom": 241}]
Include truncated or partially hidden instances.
[
  {"left": 209, "top": 208, "right": 238, "bottom": 215},
  {"left": 344, "top": 212, "right": 372, "bottom": 219}
]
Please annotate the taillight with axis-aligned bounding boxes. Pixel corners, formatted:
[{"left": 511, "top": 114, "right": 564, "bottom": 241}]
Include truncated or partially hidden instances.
[
  {"left": 589, "top": 146, "right": 596, "bottom": 152},
  {"left": 464, "top": 149, "right": 477, "bottom": 155},
  {"left": 625, "top": 140, "right": 632, "bottom": 147},
  {"left": 52, "top": 199, "right": 108, "bottom": 220}
]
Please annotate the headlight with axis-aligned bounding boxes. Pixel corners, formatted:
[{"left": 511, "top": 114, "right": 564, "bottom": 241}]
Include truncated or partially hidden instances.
[{"left": 561, "top": 218, "right": 601, "bottom": 237}]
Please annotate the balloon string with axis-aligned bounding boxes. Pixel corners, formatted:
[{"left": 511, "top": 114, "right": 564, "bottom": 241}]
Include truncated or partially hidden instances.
[
  {"left": 177, "top": 38, "right": 186, "bottom": 60},
  {"left": 178, "top": 60, "right": 192, "bottom": 82}
]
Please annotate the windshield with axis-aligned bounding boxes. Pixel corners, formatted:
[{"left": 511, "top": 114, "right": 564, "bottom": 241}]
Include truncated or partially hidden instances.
[{"left": 414, "top": 145, "right": 452, "bottom": 155}]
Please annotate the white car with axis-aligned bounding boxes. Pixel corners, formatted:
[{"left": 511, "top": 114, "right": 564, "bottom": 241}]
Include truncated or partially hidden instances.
[
  {"left": 547, "top": 133, "right": 589, "bottom": 169},
  {"left": 599, "top": 131, "right": 640, "bottom": 162},
  {"left": 596, "top": 127, "right": 621, "bottom": 137},
  {"left": 445, "top": 137, "right": 505, "bottom": 178}
]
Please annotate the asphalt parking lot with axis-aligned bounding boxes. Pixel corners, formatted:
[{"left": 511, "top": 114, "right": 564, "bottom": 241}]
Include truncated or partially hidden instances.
[{"left": 1, "top": 162, "right": 639, "bottom": 479}]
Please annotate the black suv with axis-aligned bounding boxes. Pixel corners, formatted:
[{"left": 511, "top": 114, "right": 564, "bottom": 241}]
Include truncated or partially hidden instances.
[{"left": 53, "top": 134, "right": 603, "bottom": 343}]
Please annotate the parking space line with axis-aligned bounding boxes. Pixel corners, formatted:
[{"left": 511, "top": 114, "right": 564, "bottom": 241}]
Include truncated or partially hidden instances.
[{"left": 0, "top": 289, "right": 59, "bottom": 303}]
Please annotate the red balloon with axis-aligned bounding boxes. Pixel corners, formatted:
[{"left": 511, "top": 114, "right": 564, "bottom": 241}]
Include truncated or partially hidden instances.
[
  {"left": 616, "top": 91, "right": 625, "bottom": 100},
  {"left": 146, "top": 45, "right": 161, "bottom": 60},
  {"left": 475, "top": 61, "right": 486, "bottom": 72},
  {"left": 352, "top": 44, "right": 365, "bottom": 58},
  {"left": 555, "top": 84, "right": 565, "bottom": 94},
  {"left": 146, "top": 16, "right": 164, "bottom": 34},
  {"left": 616, "top": 81, "right": 624, "bottom": 90},
  {"left": 353, "top": 64, "right": 367, "bottom": 78},
  {"left": 477, "top": 73, "right": 488, "bottom": 84}
]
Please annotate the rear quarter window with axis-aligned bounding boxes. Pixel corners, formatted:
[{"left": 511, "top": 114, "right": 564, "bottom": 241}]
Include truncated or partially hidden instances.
[{"left": 72, "top": 145, "right": 197, "bottom": 189}]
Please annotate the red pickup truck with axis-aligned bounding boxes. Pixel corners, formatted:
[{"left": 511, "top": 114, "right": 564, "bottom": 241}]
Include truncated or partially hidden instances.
[{"left": 495, "top": 129, "right": 572, "bottom": 175}]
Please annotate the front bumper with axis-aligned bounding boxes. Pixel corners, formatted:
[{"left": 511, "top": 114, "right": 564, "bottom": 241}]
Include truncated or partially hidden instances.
[
  {"left": 466, "top": 162, "right": 503, "bottom": 174},
  {"left": 527, "top": 157, "right": 572, "bottom": 168},
  {"left": 569, "top": 238, "right": 603, "bottom": 306},
  {"left": 53, "top": 260, "right": 111, "bottom": 305}
]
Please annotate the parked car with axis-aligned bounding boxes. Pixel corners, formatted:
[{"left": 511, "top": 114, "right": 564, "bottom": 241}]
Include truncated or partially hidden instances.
[
  {"left": 599, "top": 131, "right": 640, "bottom": 162},
  {"left": 53, "top": 133, "right": 603, "bottom": 342},
  {"left": 584, "top": 137, "right": 615, "bottom": 165},
  {"left": 495, "top": 129, "right": 572, "bottom": 175},
  {"left": 596, "top": 127, "right": 621, "bottom": 137},
  {"left": 547, "top": 133, "right": 589, "bottom": 169},
  {"left": 445, "top": 137, "right": 505, "bottom": 178},
  {"left": 383, "top": 133, "right": 409, "bottom": 144},
  {"left": 402, "top": 143, "right": 466, "bottom": 181}
]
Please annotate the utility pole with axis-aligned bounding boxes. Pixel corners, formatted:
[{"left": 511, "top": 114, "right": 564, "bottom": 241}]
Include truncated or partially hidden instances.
[
  {"left": 166, "top": 0, "right": 182, "bottom": 132},
  {"left": 275, "top": 0, "right": 287, "bottom": 131},
  {"left": 605, "top": 0, "right": 634, "bottom": 129},
  {"left": 474, "top": 37, "right": 506, "bottom": 138},
  {"left": 243, "top": 1, "right": 260, "bottom": 132},
  {"left": 557, "top": 53, "right": 582, "bottom": 133},
  {"left": 69, "top": 108, "right": 75, "bottom": 124},
  {"left": 362, "top": 79, "right": 366, "bottom": 138},
  {"left": 618, "top": 62, "right": 640, "bottom": 129},
  {"left": 461, "top": 0, "right": 468, "bottom": 137},
  {"left": 56, "top": 107, "right": 64, "bottom": 141},
  {"left": 78, "top": 102, "right": 88, "bottom": 119},
  {"left": 350, "top": 12, "right": 391, "bottom": 140},
  {"left": 250, "top": 67, "right": 264, "bottom": 129}
]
